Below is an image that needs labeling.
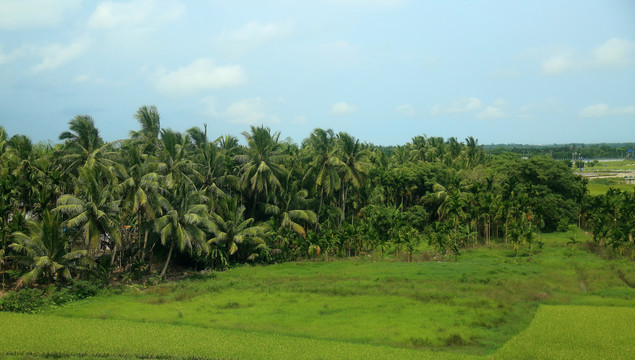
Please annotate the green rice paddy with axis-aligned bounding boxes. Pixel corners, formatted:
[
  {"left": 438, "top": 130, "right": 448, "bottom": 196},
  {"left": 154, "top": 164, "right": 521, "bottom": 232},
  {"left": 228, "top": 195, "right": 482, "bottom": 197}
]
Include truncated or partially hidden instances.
[{"left": 2, "top": 232, "right": 634, "bottom": 359}]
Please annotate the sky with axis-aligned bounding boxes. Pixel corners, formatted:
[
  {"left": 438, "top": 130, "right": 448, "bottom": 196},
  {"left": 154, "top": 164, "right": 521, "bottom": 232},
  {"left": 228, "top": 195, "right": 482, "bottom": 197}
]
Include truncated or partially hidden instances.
[{"left": 0, "top": 0, "right": 634, "bottom": 146}]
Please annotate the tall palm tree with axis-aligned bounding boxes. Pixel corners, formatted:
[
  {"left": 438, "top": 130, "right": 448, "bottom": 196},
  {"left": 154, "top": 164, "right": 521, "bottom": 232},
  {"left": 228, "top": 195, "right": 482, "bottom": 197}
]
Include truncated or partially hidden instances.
[
  {"left": 117, "top": 141, "right": 162, "bottom": 262},
  {"left": 57, "top": 115, "right": 122, "bottom": 182},
  {"left": 156, "top": 129, "right": 200, "bottom": 191},
  {"left": 336, "top": 132, "right": 369, "bottom": 225},
  {"left": 6, "top": 135, "right": 45, "bottom": 213},
  {"left": 154, "top": 184, "right": 211, "bottom": 279},
  {"left": 10, "top": 210, "right": 87, "bottom": 287},
  {"left": 237, "top": 126, "right": 286, "bottom": 213},
  {"left": 130, "top": 105, "right": 161, "bottom": 155},
  {"left": 54, "top": 165, "right": 121, "bottom": 256},
  {"left": 302, "top": 128, "right": 340, "bottom": 229}
]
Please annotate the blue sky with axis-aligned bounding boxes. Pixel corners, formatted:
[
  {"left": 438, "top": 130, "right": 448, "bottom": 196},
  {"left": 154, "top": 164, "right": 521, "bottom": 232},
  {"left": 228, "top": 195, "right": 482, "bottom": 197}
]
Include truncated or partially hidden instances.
[{"left": 1, "top": 0, "right": 634, "bottom": 146}]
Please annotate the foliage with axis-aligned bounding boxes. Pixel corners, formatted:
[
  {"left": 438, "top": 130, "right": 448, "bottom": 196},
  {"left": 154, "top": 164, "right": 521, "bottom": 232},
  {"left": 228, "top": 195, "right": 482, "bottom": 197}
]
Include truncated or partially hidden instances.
[
  {"left": 0, "top": 111, "right": 630, "bottom": 291},
  {"left": 0, "top": 288, "right": 49, "bottom": 313}
]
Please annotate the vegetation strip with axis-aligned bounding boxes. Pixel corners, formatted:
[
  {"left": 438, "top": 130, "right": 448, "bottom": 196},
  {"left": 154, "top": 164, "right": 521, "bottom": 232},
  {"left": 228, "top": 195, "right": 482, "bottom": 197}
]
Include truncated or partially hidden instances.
[
  {"left": 493, "top": 305, "right": 635, "bottom": 360},
  {"left": 0, "top": 312, "right": 478, "bottom": 360},
  {"left": 3, "top": 305, "right": 634, "bottom": 360}
]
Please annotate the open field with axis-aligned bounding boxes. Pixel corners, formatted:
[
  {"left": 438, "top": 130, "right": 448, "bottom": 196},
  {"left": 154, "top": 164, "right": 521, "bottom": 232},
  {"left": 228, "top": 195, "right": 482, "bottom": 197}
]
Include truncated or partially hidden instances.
[
  {"left": 587, "top": 177, "right": 635, "bottom": 196},
  {"left": 2, "top": 232, "right": 634, "bottom": 359}
]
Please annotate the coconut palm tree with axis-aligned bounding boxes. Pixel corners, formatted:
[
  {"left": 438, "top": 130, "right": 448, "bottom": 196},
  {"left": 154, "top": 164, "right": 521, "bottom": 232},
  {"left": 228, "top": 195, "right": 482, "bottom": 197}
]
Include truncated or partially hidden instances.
[
  {"left": 57, "top": 115, "right": 123, "bottom": 184},
  {"left": 117, "top": 141, "right": 162, "bottom": 262},
  {"left": 264, "top": 183, "right": 316, "bottom": 239},
  {"left": 130, "top": 105, "right": 161, "bottom": 155},
  {"left": 10, "top": 210, "right": 87, "bottom": 287},
  {"left": 237, "top": 126, "right": 286, "bottom": 215},
  {"left": 208, "top": 197, "right": 267, "bottom": 261},
  {"left": 336, "top": 132, "right": 369, "bottom": 225},
  {"left": 54, "top": 165, "right": 121, "bottom": 256},
  {"left": 156, "top": 129, "right": 201, "bottom": 191},
  {"left": 154, "top": 183, "right": 211, "bottom": 279},
  {"left": 302, "top": 128, "right": 340, "bottom": 229}
]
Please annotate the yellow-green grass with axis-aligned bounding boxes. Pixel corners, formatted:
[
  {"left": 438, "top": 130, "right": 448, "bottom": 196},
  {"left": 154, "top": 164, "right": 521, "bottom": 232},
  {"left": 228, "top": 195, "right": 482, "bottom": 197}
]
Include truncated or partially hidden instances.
[
  {"left": 587, "top": 179, "right": 635, "bottom": 196},
  {"left": 493, "top": 305, "right": 635, "bottom": 360},
  {"left": 3, "top": 232, "right": 634, "bottom": 359},
  {"left": 3, "top": 305, "right": 634, "bottom": 360},
  {"left": 0, "top": 312, "right": 478, "bottom": 360},
  {"left": 585, "top": 160, "right": 635, "bottom": 172}
]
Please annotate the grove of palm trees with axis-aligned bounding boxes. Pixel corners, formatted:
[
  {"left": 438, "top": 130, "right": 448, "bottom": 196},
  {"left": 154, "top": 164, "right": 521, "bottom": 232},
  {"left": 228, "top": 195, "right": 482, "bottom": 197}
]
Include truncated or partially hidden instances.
[{"left": 0, "top": 105, "right": 633, "bottom": 293}]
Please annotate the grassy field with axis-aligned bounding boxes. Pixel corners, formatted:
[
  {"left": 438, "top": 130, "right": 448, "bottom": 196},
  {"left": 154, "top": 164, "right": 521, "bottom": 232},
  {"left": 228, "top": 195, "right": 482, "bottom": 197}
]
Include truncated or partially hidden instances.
[
  {"left": 587, "top": 177, "right": 635, "bottom": 196},
  {"left": 584, "top": 159, "right": 635, "bottom": 172},
  {"left": 2, "top": 231, "right": 634, "bottom": 359}
]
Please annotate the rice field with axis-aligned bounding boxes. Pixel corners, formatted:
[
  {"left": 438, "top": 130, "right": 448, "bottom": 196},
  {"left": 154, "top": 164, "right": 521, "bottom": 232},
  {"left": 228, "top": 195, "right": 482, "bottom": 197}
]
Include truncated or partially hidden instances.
[{"left": 1, "top": 232, "right": 634, "bottom": 359}]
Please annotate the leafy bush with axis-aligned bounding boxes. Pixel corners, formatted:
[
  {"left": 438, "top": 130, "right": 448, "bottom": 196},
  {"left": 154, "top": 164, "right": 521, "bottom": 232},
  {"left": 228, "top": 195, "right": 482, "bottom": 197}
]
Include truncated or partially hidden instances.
[
  {"left": 0, "top": 288, "right": 50, "bottom": 313},
  {"left": 69, "top": 280, "right": 99, "bottom": 299},
  {"left": 0, "top": 280, "right": 99, "bottom": 312}
]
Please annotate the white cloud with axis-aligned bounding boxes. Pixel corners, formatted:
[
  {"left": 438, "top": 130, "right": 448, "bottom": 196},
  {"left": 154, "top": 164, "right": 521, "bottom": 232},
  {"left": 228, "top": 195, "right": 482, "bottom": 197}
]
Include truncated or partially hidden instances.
[
  {"left": 431, "top": 97, "right": 481, "bottom": 115},
  {"left": 0, "top": 0, "right": 81, "bottom": 30},
  {"left": 331, "top": 102, "right": 358, "bottom": 114},
  {"left": 153, "top": 58, "right": 247, "bottom": 97},
  {"left": 518, "top": 98, "right": 563, "bottom": 118},
  {"left": 73, "top": 74, "right": 91, "bottom": 83},
  {"left": 593, "top": 38, "right": 635, "bottom": 69},
  {"left": 0, "top": 45, "right": 26, "bottom": 66},
  {"left": 217, "top": 21, "right": 293, "bottom": 57},
  {"left": 395, "top": 104, "right": 414, "bottom": 116},
  {"left": 220, "top": 21, "right": 293, "bottom": 44},
  {"left": 88, "top": 0, "right": 184, "bottom": 29},
  {"left": 32, "top": 36, "right": 93, "bottom": 72},
  {"left": 203, "top": 97, "right": 280, "bottom": 125},
  {"left": 579, "top": 103, "right": 635, "bottom": 118},
  {"left": 541, "top": 52, "right": 575, "bottom": 75},
  {"left": 540, "top": 38, "right": 635, "bottom": 75},
  {"left": 476, "top": 106, "right": 506, "bottom": 119},
  {"left": 225, "top": 98, "right": 270, "bottom": 125},
  {"left": 493, "top": 98, "right": 507, "bottom": 107}
]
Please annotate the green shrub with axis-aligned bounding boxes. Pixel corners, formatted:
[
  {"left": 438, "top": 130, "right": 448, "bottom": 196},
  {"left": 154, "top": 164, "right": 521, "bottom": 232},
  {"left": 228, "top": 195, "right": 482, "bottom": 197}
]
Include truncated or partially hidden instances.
[
  {"left": 0, "top": 288, "right": 50, "bottom": 313},
  {"left": 51, "top": 288, "right": 75, "bottom": 305},
  {"left": 69, "top": 280, "right": 99, "bottom": 299}
]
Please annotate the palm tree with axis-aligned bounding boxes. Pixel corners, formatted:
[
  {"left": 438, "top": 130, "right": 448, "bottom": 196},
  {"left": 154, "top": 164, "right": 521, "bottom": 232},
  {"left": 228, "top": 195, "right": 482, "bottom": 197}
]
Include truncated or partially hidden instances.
[
  {"left": 6, "top": 135, "right": 45, "bottom": 213},
  {"left": 302, "top": 128, "right": 340, "bottom": 229},
  {"left": 117, "top": 141, "right": 162, "bottom": 262},
  {"left": 59, "top": 115, "right": 104, "bottom": 155},
  {"left": 209, "top": 197, "right": 267, "bottom": 261},
  {"left": 10, "top": 210, "right": 87, "bottom": 287},
  {"left": 57, "top": 115, "right": 123, "bottom": 182},
  {"left": 154, "top": 184, "right": 211, "bottom": 279},
  {"left": 156, "top": 129, "right": 200, "bottom": 191},
  {"left": 130, "top": 105, "right": 161, "bottom": 155},
  {"left": 264, "top": 184, "right": 316, "bottom": 239},
  {"left": 54, "top": 165, "right": 121, "bottom": 256},
  {"left": 237, "top": 126, "right": 286, "bottom": 214},
  {"left": 336, "top": 132, "right": 369, "bottom": 225}
]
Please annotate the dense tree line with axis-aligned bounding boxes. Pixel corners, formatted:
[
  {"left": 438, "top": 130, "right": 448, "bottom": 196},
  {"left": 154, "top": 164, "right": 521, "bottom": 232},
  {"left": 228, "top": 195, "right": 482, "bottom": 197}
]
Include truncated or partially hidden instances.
[
  {"left": 0, "top": 106, "right": 633, "bottom": 290},
  {"left": 485, "top": 143, "right": 635, "bottom": 160}
]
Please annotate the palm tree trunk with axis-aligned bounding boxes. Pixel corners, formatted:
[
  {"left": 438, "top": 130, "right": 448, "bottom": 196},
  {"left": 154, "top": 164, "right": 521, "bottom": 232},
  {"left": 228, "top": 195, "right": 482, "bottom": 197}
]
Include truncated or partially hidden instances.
[
  {"left": 340, "top": 183, "right": 348, "bottom": 225},
  {"left": 110, "top": 243, "right": 117, "bottom": 266},
  {"left": 141, "top": 229, "right": 149, "bottom": 261},
  {"left": 160, "top": 239, "right": 174, "bottom": 279},
  {"left": 315, "top": 188, "right": 323, "bottom": 231}
]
